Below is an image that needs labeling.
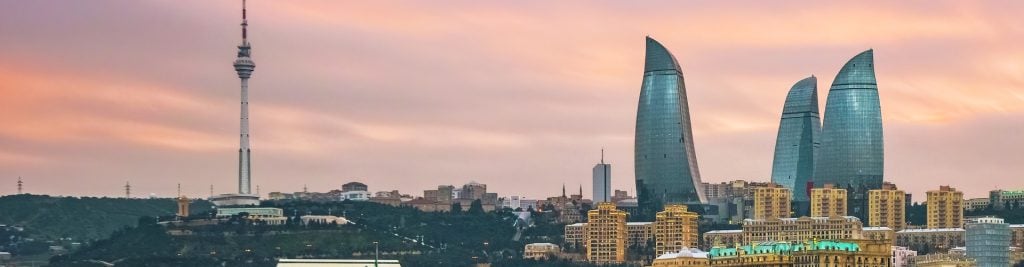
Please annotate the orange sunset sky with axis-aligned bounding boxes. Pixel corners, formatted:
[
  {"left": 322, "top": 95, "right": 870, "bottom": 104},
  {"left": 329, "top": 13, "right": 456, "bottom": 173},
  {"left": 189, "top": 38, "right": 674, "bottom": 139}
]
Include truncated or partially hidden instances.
[{"left": 1, "top": 1, "right": 1022, "bottom": 200}]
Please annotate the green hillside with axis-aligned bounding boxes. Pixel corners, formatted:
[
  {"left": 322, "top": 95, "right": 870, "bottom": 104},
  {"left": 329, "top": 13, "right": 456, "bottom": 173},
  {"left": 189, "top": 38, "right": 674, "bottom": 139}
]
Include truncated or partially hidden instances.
[{"left": 0, "top": 194, "right": 212, "bottom": 241}]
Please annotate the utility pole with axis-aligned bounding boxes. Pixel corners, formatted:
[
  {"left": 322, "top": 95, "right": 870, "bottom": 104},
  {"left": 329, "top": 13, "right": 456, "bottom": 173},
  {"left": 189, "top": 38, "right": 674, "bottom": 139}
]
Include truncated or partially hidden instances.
[{"left": 373, "top": 241, "right": 379, "bottom": 267}]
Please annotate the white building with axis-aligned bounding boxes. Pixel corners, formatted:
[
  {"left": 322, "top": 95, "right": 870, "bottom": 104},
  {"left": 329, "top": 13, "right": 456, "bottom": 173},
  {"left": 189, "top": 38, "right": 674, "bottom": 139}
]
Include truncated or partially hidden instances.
[
  {"left": 523, "top": 243, "right": 560, "bottom": 260},
  {"left": 340, "top": 190, "right": 371, "bottom": 201},
  {"left": 277, "top": 259, "right": 400, "bottom": 267},
  {"left": 301, "top": 215, "right": 351, "bottom": 225},
  {"left": 891, "top": 246, "right": 917, "bottom": 267}
]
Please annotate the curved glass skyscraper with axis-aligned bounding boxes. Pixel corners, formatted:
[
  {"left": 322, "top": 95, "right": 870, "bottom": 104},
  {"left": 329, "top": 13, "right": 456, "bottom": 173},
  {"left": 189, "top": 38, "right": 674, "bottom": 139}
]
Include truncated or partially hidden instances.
[
  {"left": 814, "top": 49, "right": 884, "bottom": 190},
  {"left": 635, "top": 37, "right": 705, "bottom": 215},
  {"left": 770, "top": 76, "right": 820, "bottom": 202}
]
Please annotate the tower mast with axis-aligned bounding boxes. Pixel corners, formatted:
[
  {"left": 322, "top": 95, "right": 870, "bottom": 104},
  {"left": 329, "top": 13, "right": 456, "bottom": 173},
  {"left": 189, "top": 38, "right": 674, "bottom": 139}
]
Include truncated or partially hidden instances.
[
  {"left": 17, "top": 177, "right": 23, "bottom": 194},
  {"left": 233, "top": 0, "right": 256, "bottom": 195}
]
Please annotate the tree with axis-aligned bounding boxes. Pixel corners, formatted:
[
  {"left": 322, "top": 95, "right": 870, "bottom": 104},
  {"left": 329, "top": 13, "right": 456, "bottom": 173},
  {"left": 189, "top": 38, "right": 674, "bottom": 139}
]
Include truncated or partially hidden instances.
[
  {"left": 451, "top": 202, "right": 463, "bottom": 214},
  {"left": 469, "top": 200, "right": 484, "bottom": 215}
]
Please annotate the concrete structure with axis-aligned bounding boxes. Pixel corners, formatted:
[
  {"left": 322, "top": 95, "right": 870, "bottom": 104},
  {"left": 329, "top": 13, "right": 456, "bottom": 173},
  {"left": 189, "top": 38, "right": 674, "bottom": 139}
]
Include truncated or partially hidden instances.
[
  {"left": 864, "top": 227, "right": 896, "bottom": 245},
  {"left": 965, "top": 217, "right": 1010, "bottom": 267},
  {"left": 339, "top": 190, "right": 370, "bottom": 201},
  {"left": 810, "top": 184, "right": 847, "bottom": 217},
  {"left": 584, "top": 202, "right": 627, "bottom": 263},
  {"left": 814, "top": 49, "right": 885, "bottom": 192},
  {"left": 216, "top": 207, "right": 283, "bottom": 218},
  {"left": 277, "top": 259, "right": 401, "bottom": 267},
  {"left": 634, "top": 37, "right": 705, "bottom": 215},
  {"left": 705, "top": 239, "right": 891, "bottom": 266},
  {"left": 523, "top": 243, "right": 560, "bottom": 260},
  {"left": 742, "top": 216, "right": 863, "bottom": 244},
  {"left": 593, "top": 150, "right": 611, "bottom": 203},
  {"left": 891, "top": 246, "right": 917, "bottom": 267},
  {"left": 770, "top": 76, "right": 821, "bottom": 206},
  {"left": 909, "top": 253, "right": 977, "bottom": 267},
  {"left": 340, "top": 182, "right": 367, "bottom": 192},
  {"left": 964, "top": 198, "right": 991, "bottom": 211},
  {"left": 654, "top": 204, "right": 699, "bottom": 256},
  {"left": 1012, "top": 224, "right": 1024, "bottom": 248},
  {"left": 702, "top": 230, "right": 742, "bottom": 250},
  {"left": 989, "top": 189, "right": 1024, "bottom": 210},
  {"left": 627, "top": 222, "right": 655, "bottom": 248},
  {"left": 752, "top": 184, "right": 791, "bottom": 220},
  {"left": 868, "top": 182, "right": 906, "bottom": 230},
  {"left": 896, "top": 228, "right": 965, "bottom": 254},
  {"left": 928, "top": 186, "right": 964, "bottom": 229},
  {"left": 651, "top": 247, "right": 709, "bottom": 267}
]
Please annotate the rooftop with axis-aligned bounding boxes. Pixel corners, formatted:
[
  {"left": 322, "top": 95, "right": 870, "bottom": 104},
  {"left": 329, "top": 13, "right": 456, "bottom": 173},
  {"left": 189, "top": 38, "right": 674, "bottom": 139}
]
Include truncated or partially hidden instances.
[
  {"left": 897, "top": 228, "right": 965, "bottom": 233},
  {"left": 656, "top": 247, "right": 708, "bottom": 260},
  {"left": 705, "top": 230, "right": 743, "bottom": 234}
]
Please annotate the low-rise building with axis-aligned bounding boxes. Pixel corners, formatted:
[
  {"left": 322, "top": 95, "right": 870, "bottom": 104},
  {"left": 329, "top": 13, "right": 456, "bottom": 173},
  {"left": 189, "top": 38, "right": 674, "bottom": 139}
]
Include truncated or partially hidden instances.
[
  {"left": 523, "top": 243, "right": 560, "bottom": 260},
  {"left": 891, "top": 246, "right": 917, "bottom": 267},
  {"left": 742, "top": 216, "right": 862, "bottom": 244},
  {"left": 300, "top": 215, "right": 350, "bottom": 225},
  {"left": 896, "top": 228, "right": 965, "bottom": 254},
  {"left": 964, "top": 198, "right": 991, "bottom": 211},
  {"left": 651, "top": 247, "right": 709, "bottom": 267},
  {"left": 863, "top": 227, "right": 896, "bottom": 245},
  {"left": 1011, "top": 224, "right": 1024, "bottom": 248},
  {"left": 909, "top": 253, "right": 977, "bottom": 267},
  {"left": 702, "top": 230, "right": 743, "bottom": 250},
  {"left": 702, "top": 239, "right": 891, "bottom": 267}
]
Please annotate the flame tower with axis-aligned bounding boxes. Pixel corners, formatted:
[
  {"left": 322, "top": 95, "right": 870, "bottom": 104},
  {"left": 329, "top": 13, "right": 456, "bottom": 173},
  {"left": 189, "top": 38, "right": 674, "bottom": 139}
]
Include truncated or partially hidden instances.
[{"left": 233, "top": 0, "right": 255, "bottom": 195}]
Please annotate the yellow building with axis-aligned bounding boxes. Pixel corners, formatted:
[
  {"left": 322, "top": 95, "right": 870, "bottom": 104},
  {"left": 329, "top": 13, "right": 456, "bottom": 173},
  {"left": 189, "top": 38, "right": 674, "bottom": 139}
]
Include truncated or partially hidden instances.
[
  {"left": 585, "top": 202, "right": 627, "bottom": 263},
  {"left": 627, "top": 222, "right": 654, "bottom": 247},
  {"left": 868, "top": 182, "right": 906, "bottom": 230},
  {"left": 910, "top": 253, "right": 977, "bottom": 267},
  {"left": 655, "top": 205, "right": 700, "bottom": 256},
  {"left": 927, "top": 186, "right": 964, "bottom": 229},
  {"left": 701, "top": 239, "right": 891, "bottom": 267},
  {"left": 862, "top": 227, "right": 896, "bottom": 245},
  {"left": 752, "top": 184, "right": 792, "bottom": 220},
  {"left": 743, "top": 216, "right": 863, "bottom": 244},
  {"left": 176, "top": 195, "right": 190, "bottom": 217},
  {"left": 810, "top": 184, "right": 846, "bottom": 217},
  {"left": 703, "top": 230, "right": 743, "bottom": 250}
]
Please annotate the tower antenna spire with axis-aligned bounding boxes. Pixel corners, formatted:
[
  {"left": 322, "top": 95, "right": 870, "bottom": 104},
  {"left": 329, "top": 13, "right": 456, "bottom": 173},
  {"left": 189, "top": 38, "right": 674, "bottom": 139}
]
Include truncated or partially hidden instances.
[
  {"left": 601, "top": 147, "right": 605, "bottom": 164},
  {"left": 17, "top": 177, "right": 23, "bottom": 195},
  {"left": 241, "top": 0, "right": 248, "bottom": 41}
]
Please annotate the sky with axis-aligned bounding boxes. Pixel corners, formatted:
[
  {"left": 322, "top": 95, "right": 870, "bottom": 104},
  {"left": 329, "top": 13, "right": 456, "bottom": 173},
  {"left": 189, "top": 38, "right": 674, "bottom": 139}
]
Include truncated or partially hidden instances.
[{"left": 0, "top": 1, "right": 1022, "bottom": 201}]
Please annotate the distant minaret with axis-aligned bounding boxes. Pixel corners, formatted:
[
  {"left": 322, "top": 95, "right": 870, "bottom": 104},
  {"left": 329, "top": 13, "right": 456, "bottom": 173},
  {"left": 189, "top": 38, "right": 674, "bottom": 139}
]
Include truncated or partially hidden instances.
[
  {"left": 17, "top": 177, "right": 23, "bottom": 194},
  {"left": 233, "top": 0, "right": 256, "bottom": 195},
  {"left": 125, "top": 181, "right": 132, "bottom": 198}
]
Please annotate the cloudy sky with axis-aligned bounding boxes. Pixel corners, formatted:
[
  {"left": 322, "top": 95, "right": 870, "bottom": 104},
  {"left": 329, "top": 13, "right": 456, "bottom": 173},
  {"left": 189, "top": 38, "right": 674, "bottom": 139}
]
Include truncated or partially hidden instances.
[{"left": 1, "top": 1, "right": 1022, "bottom": 200}]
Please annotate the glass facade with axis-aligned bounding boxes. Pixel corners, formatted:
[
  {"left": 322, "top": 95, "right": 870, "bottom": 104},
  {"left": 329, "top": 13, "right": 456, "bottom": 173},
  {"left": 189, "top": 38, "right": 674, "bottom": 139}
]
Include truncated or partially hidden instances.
[
  {"left": 635, "top": 37, "right": 705, "bottom": 216},
  {"left": 966, "top": 218, "right": 1010, "bottom": 267},
  {"left": 814, "top": 50, "right": 884, "bottom": 190},
  {"left": 770, "top": 76, "right": 821, "bottom": 202}
]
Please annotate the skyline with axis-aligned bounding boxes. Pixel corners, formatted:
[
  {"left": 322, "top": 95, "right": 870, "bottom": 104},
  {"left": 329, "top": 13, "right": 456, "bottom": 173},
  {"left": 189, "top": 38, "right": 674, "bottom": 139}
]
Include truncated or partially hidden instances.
[{"left": 1, "top": 1, "right": 1023, "bottom": 200}]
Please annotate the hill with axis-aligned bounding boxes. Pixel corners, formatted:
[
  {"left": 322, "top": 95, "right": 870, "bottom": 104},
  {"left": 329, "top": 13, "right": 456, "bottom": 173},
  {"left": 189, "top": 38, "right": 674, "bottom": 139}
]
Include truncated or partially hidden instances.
[{"left": 0, "top": 194, "right": 212, "bottom": 241}]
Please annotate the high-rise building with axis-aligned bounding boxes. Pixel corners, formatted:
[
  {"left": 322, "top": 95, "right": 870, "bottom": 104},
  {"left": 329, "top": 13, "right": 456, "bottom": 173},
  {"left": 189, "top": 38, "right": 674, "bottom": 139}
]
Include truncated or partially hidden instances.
[
  {"left": 593, "top": 149, "right": 611, "bottom": 203},
  {"left": 868, "top": 182, "right": 906, "bottom": 230},
  {"left": 584, "top": 202, "right": 627, "bottom": 263},
  {"left": 966, "top": 217, "right": 1010, "bottom": 267},
  {"left": 654, "top": 205, "right": 699, "bottom": 257},
  {"left": 634, "top": 37, "right": 705, "bottom": 217},
  {"left": 810, "top": 184, "right": 847, "bottom": 217},
  {"left": 927, "top": 186, "right": 964, "bottom": 229},
  {"left": 752, "top": 184, "right": 791, "bottom": 220},
  {"left": 815, "top": 50, "right": 884, "bottom": 222},
  {"left": 770, "top": 76, "right": 820, "bottom": 205}
]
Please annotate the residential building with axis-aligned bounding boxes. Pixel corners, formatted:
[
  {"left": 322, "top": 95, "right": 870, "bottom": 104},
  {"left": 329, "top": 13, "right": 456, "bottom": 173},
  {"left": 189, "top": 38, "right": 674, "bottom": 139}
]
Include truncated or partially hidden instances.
[
  {"left": 523, "top": 243, "right": 560, "bottom": 260},
  {"left": 634, "top": 37, "right": 705, "bottom": 218},
  {"left": 1011, "top": 224, "right": 1024, "bottom": 248},
  {"left": 742, "top": 216, "right": 863, "bottom": 244},
  {"left": 891, "top": 246, "right": 917, "bottom": 267},
  {"left": 964, "top": 198, "right": 991, "bottom": 211},
  {"left": 909, "top": 253, "right": 977, "bottom": 267},
  {"left": 752, "top": 184, "right": 791, "bottom": 220},
  {"left": 928, "top": 186, "right": 964, "bottom": 229},
  {"left": 864, "top": 227, "right": 896, "bottom": 245},
  {"left": 966, "top": 217, "right": 1010, "bottom": 267},
  {"left": 701, "top": 230, "right": 742, "bottom": 250},
  {"left": 770, "top": 76, "right": 821, "bottom": 208},
  {"left": 896, "top": 228, "right": 965, "bottom": 254},
  {"left": 341, "top": 182, "right": 367, "bottom": 192},
  {"left": 810, "top": 184, "right": 847, "bottom": 217},
  {"left": 654, "top": 204, "right": 699, "bottom": 256},
  {"left": 611, "top": 190, "right": 632, "bottom": 203},
  {"left": 989, "top": 189, "right": 1024, "bottom": 210},
  {"left": 339, "top": 190, "right": 370, "bottom": 201},
  {"left": 869, "top": 182, "right": 906, "bottom": 230},
  {"left": 584, "top": 202, "right": 627, "bottom": 263},
  {"left": 704, "top": 239, "right": 891, "bottom": 266},
  {"left": 565, "top": 222, "right": 653, "bottom": 249}
]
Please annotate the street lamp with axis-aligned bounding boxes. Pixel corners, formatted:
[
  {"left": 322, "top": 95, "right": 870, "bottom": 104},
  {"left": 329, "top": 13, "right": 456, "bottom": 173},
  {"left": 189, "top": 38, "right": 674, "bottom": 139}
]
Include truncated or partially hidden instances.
[{"left": 373, "top": 241, "right": 379, "bottom": 267}]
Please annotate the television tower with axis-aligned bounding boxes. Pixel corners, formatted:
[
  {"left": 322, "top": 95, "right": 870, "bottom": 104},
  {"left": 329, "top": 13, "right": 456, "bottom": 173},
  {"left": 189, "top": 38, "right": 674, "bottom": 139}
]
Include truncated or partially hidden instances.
[{"left": 233, "top": 0, "right": 255, "bottom": 195}]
